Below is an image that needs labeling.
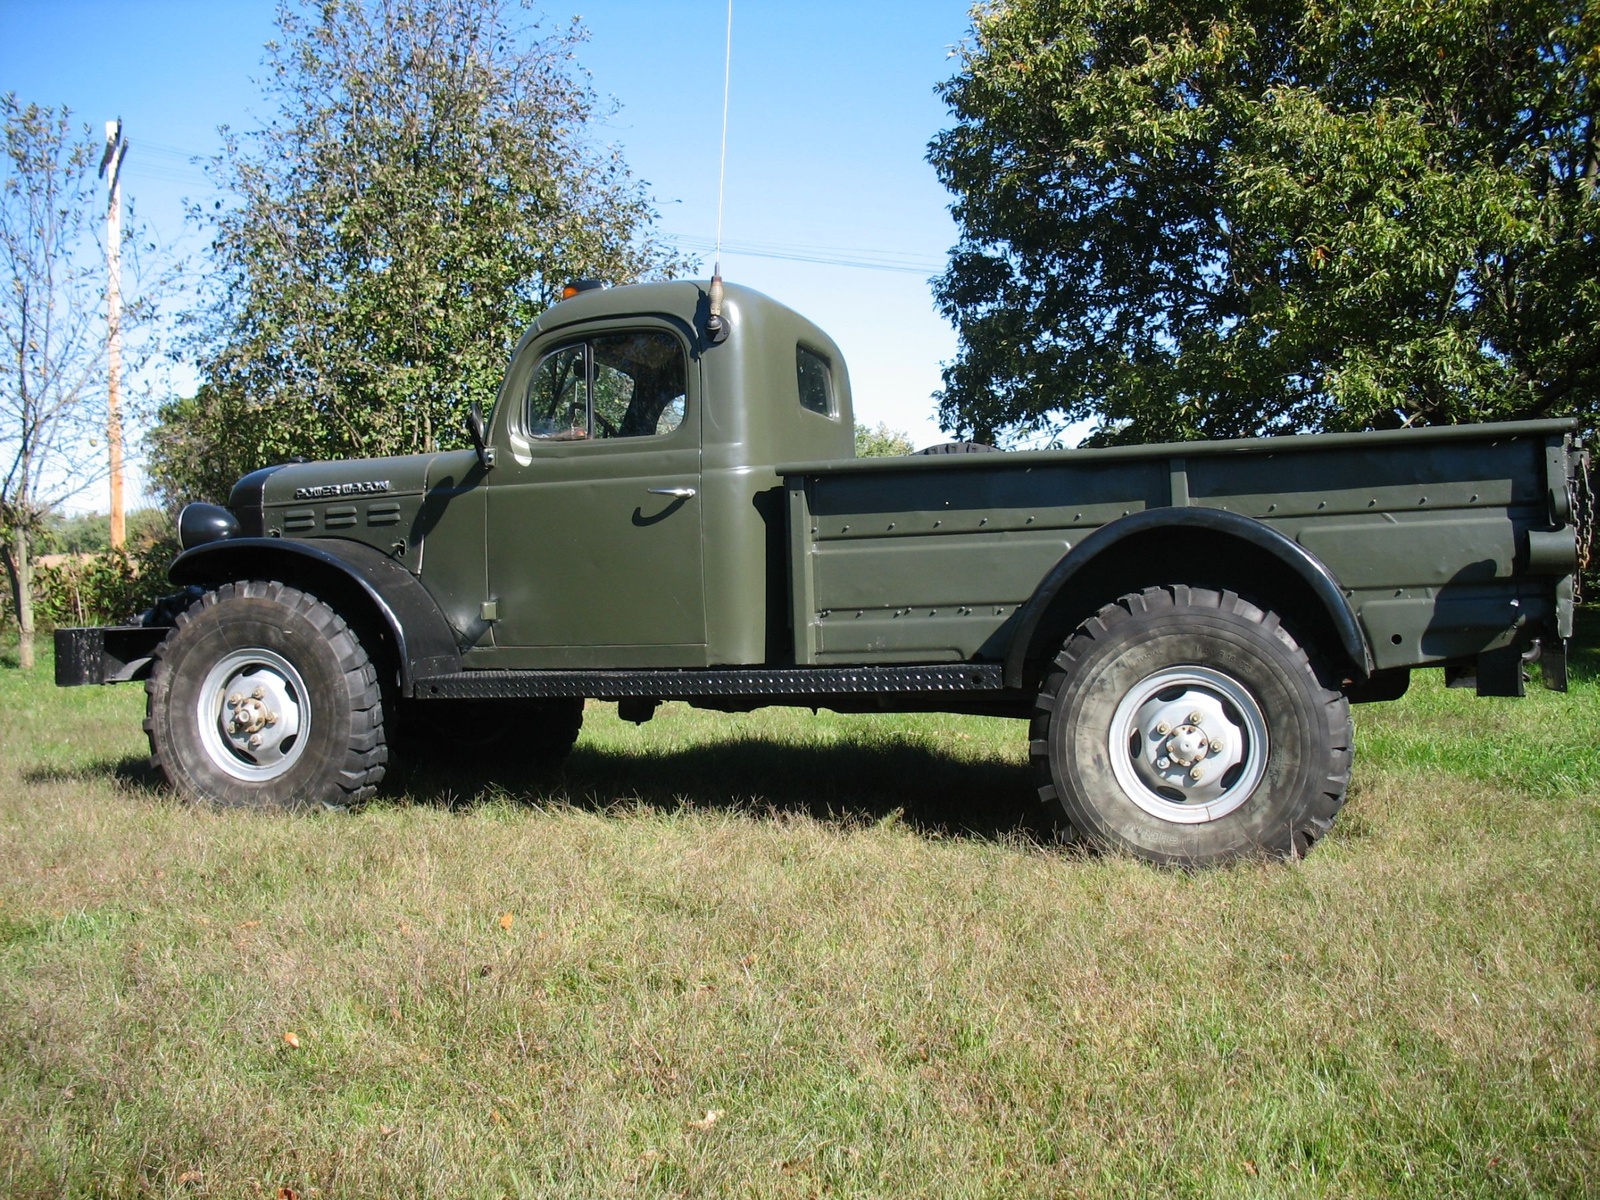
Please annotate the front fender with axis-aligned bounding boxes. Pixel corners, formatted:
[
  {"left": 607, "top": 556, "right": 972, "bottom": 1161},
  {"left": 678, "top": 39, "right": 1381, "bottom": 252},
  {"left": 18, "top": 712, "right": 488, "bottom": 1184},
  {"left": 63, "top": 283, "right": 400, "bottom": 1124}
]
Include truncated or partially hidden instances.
[
  {"left": 1003, "top": 508, "right": 1374, "bottom": 689},
  {"left": 169, "top": 538, "right": 462, "bottom": 696}
]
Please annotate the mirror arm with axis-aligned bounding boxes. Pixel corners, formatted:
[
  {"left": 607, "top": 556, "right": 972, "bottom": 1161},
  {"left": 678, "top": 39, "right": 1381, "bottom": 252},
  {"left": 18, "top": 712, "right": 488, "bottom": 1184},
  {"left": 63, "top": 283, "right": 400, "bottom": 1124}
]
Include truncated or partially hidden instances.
[{"left": 467, "top": 401, "right": 496, "bottom": 471}]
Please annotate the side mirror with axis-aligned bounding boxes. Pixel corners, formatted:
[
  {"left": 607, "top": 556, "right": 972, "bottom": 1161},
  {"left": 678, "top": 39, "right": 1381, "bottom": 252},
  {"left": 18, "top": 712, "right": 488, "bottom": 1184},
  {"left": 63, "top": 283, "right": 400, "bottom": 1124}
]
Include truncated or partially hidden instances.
[{"left": 466, "top": 401, "right": 495, "bottom": 470}]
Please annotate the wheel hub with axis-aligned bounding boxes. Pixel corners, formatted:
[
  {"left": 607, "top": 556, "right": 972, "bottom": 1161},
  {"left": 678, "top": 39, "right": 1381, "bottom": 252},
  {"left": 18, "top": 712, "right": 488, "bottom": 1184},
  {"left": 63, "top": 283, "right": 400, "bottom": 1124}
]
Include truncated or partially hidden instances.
[
  {"left": 1107, "top": 666, "right": 1268, "bottom": 824},
  {"left": 196, "top": 650, "right": 309, "bottom": 781},
  {"left": 1161, "top": 722, "right": 1211, "bottom": 768},
  {"left": 226, "top": 688, "right": 280, "bottom": 738}
]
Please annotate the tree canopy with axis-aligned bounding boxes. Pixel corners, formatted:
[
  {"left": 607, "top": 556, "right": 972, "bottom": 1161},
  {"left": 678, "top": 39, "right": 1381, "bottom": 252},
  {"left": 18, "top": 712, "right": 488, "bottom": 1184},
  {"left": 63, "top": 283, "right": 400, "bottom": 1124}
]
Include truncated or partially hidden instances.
[
  {"left": 152, "top": 0, "right": 683, "bottom": 505},
  {"left": 930, "top": 0, "right": 1600, "bottom": 447},
  {"left": 854, "top": 421, "right": 916, "bottom": 458}
]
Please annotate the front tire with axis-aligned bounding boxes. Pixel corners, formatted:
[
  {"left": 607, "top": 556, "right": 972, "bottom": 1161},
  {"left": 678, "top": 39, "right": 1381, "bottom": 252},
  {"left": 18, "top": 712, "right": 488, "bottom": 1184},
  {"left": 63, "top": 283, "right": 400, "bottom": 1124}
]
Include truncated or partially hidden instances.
[
  {"left": 1031, "top": 585, "right": 1351, "bottom": 866},
  {"left": 144, "top": 581, "right": 387, "bottom": 811}
]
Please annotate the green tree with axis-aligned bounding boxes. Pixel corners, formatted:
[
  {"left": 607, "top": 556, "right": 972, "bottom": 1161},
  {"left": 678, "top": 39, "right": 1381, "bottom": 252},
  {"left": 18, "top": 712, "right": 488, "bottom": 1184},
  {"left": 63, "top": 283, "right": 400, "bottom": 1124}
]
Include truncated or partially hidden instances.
[
  {"left": 144, "top": 386, "right": 250, "bottom": 513},
  {"left": 930, "top": 0, "right": 1600, "bottom": 447},
  {"left": 1, "top": 97, "right": 107, "bottom": 668},
  {"left": 854, "top": 421, "right": 916, "bottom": 457},
  {"left": 154, "top": 0, "right": 684, "bottom": 505},
  {"left": 40, "top": 507, "right": 167, "bottom": 555}
]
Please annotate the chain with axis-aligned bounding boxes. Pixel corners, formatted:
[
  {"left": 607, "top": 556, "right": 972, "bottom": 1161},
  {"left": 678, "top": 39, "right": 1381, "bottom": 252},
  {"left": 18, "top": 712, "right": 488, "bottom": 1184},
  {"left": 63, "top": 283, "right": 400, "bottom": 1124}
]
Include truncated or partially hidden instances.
[{"left": 1571, "top": 444, "right": 1595, "bottom": 605}]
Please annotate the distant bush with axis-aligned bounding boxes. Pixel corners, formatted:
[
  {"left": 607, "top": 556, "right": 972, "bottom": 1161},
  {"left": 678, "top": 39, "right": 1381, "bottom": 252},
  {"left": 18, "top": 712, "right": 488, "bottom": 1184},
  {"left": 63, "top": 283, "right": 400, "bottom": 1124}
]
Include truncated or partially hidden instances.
[
  {"left": 5, "top": 534, "right": 180, "bottom": 634},
  {"left": 39, "top": 508, "right": 169, "bottom": 556}
]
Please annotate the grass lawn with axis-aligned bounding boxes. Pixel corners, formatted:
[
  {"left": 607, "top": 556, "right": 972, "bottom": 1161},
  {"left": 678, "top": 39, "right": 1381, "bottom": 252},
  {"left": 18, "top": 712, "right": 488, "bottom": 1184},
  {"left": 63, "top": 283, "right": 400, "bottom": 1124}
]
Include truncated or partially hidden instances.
[{"left": 1, "top": 621, "right": 1597, "bottom": 1198}]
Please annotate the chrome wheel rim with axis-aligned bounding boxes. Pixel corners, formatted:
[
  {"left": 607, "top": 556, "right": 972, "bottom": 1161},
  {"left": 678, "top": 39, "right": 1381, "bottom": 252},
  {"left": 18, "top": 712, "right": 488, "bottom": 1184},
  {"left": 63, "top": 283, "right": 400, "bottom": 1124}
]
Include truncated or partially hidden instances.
[
  {"left": 196, "top": 648, "right": 310, "bottom": 782},
  {"left": 1107, "top": 665, "right": 1269, "bottom": 824}
]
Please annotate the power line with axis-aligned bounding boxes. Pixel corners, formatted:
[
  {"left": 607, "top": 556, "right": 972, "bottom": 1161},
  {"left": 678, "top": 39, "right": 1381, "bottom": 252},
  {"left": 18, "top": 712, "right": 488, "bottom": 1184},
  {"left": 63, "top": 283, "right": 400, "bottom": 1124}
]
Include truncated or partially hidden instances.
[
  {"left": 672, "top": 233, "right": 944, "bottom": 276},
  {"left": 116, "top": 142, "right": 951, "bottom": 276}
]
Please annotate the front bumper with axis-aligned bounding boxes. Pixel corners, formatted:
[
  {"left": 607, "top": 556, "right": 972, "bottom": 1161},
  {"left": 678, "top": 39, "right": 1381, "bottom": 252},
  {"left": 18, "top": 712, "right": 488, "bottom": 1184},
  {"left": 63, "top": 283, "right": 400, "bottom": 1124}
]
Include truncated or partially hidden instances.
[{"left": 54, "top": 626, "right": 168, "bottom": 687}]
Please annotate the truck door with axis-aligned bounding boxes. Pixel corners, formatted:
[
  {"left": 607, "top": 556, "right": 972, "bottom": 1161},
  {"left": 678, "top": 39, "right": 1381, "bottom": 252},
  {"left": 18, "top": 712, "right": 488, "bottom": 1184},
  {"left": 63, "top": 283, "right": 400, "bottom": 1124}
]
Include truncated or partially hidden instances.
[{"left": 485, "top": 323, "right": 706, "bottom": 665}]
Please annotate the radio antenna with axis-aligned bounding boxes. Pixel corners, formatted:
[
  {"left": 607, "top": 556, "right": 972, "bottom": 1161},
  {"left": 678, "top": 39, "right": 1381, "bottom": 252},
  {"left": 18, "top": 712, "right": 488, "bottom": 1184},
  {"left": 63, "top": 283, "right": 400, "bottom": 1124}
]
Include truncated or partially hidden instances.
[{"left": 706, "top": 0, "right": 734, "bottom": 343}]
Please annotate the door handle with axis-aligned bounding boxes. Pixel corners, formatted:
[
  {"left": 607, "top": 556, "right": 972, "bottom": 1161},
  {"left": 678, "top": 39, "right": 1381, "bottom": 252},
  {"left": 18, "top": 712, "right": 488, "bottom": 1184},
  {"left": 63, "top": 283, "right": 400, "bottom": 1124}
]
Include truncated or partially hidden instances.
[{"left": 646, "top": 487, "right": 696, "bottom": 498}]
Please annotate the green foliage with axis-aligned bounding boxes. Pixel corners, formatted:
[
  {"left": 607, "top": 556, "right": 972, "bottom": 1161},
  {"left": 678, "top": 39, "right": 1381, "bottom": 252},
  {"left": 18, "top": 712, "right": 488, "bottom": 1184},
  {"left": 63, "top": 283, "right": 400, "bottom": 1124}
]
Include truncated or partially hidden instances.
[
  {"left": 4, "top": 515, "right": 179, "bottom": 633},
  {"left": 39, "top": 511, "right": 111, "bottom": 556},
  {"left": 931, "top": 0, "right": 1600, "bottom": 446},
  {"left": 853, "top": 421, "right": 916, "bottom": 458},
  {"left": 26, "top": 541, "right": 175, "bottom": 629},
  {"left": 144, "top": 386, "right": 247, "bottom": 511},
  {"left": 152, "top": 0, "right": 684, "bottom": 507},
  {"left": 40, "top": 507, "right": 167, "bottom": 556}
]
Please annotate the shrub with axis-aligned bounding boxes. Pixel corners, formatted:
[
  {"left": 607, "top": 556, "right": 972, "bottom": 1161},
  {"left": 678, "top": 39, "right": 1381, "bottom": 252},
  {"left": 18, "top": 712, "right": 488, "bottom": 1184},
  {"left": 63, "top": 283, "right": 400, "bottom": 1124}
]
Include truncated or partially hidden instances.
[{"left": 13, "top": 536, "right": 181, "bottom": 632}]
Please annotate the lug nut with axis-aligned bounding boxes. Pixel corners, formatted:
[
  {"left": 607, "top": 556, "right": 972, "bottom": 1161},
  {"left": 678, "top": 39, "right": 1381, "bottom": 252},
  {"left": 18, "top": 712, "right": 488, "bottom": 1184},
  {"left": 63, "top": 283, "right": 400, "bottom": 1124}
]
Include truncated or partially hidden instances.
[
  {"left": 1208, "top": 738, "right": 1223, "bottom": 755},
  {"left": 1156, "top": 757, "right": 1171, "bottom": 770},
  {"left": 1189, "top": 766, "right": 1204, "bottom": 781},
  {"left": 228, "top": 693, "right": 243, "bottom": 707},
  {"left": 1188, "top": 711, "right": 1204, "bottom": 726},
  {"left": 1155, "top": 721, "right": 1170, "bottom": 735},
  {"left": 252, "top": 686, "right": 266, "bottom": 700},
  {"left": 265, "top": 711, "right": 278, "bottom": 726},
  {"left": 248, "top": 734, "right": 263, "bottom": 748}
]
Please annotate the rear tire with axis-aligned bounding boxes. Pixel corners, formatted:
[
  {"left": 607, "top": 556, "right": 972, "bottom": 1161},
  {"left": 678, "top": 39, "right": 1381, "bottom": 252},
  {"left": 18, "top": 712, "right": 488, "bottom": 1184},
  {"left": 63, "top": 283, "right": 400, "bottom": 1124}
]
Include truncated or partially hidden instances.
[
  {"left": 144, "top": 581, "right": 387, "bottom": 811},
  {"left": 1030, "top": 585, "right": 1351, "bottom": 866}
]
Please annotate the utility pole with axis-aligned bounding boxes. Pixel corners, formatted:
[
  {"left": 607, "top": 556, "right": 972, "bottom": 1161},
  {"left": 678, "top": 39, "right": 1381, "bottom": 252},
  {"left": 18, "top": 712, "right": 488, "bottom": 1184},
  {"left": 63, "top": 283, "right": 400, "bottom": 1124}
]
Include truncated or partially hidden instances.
[{"left": 100, "top": 119, "right": 129, "bottom": 550}]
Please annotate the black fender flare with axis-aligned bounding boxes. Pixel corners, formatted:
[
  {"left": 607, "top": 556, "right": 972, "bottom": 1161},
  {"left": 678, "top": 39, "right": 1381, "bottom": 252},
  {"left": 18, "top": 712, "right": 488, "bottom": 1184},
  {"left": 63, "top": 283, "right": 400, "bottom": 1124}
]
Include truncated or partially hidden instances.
[
  {"left": 169, "top": 538, "right": 462, "bottom": 697},
  {"left": 1002, "top": 507, "right": 1374, "bottom": 689}
]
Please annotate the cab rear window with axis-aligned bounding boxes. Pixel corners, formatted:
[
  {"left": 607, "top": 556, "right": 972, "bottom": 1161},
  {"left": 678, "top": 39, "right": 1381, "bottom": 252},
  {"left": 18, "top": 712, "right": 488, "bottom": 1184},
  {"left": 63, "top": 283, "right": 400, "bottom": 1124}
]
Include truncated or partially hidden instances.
[{"left": 796, "top": 346, "right": 834, "bottom": 417}]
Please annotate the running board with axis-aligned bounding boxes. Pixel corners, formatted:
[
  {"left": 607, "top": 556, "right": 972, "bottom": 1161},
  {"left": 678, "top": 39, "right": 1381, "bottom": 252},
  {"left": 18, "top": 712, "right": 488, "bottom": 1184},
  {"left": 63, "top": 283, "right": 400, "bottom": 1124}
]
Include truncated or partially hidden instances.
[{"left": 415, "top": 663, "right": 1004, "bottom": 701}]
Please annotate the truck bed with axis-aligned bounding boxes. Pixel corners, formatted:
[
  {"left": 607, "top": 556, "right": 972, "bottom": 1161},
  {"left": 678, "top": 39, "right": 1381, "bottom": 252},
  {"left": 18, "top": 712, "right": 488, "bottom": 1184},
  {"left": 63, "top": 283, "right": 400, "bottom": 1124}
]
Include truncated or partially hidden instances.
[{"left": 781, "top": 419, "right": 1583, "bottom": 675}]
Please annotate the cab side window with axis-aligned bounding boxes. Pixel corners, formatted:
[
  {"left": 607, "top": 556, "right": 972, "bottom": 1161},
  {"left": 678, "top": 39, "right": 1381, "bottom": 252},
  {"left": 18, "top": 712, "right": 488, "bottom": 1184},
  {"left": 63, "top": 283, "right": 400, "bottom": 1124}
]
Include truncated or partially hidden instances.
[
  {"left": 527, "top": 344, "right": 587, "bottom": 439},
  {"left": 525, "top": 331, "right": 687, "bottom": 441}
]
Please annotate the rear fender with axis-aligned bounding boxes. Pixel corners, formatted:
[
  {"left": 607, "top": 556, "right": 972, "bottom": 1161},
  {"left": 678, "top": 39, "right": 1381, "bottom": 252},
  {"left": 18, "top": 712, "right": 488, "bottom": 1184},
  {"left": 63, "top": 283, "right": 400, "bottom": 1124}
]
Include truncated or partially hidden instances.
[{"left": 1003, "top": 508, "right": 1374, "bottom": 689}]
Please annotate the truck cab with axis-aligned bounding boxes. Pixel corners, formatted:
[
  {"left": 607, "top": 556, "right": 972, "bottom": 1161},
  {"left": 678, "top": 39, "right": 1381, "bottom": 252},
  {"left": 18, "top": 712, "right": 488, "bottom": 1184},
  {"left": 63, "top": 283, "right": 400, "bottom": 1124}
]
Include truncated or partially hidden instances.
[
  {"left": 476, "top": 280, "right": 852, "bottom": 669},
  {"left": 228, "top": 281, "right": 851, "bottom": 670}
]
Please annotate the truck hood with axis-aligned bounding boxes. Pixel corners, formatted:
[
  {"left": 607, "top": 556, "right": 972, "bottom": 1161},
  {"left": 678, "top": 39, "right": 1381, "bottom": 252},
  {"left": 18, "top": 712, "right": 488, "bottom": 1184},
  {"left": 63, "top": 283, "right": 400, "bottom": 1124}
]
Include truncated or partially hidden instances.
[{"left": 231, "top": 453, "right": 442, "bottom": 509}]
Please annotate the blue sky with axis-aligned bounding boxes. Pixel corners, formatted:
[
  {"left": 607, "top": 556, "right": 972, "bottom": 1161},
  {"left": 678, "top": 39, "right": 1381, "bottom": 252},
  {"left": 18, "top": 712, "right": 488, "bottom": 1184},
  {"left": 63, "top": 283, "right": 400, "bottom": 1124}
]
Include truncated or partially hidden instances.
[{"left": 0, "top": 0, "right": 979, "bottom": 507}]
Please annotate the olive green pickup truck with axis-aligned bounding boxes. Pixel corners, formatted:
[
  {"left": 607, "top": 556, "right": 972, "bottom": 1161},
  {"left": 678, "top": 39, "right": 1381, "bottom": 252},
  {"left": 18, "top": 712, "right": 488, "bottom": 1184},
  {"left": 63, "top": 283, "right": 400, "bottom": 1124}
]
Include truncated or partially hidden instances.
[{"left": 56, "top": 281, "right": 1592, "bottom": 865}]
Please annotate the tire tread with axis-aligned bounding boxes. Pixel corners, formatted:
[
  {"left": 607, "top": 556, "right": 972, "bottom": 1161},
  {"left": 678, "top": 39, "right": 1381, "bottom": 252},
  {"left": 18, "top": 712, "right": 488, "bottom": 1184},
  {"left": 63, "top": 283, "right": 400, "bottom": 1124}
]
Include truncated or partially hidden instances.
[
  {"left": 1029, "top": 584, "right": 1353, "bottom": 864},
  {"left": 144, "top": 580, "right": 387, "bottom": 810}
]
